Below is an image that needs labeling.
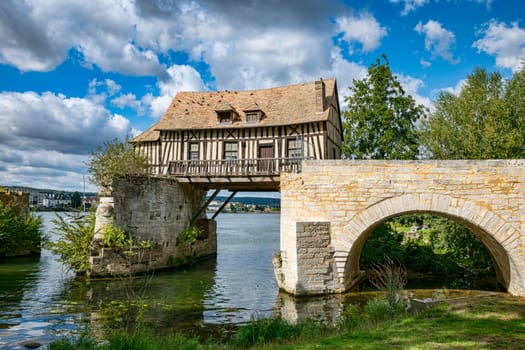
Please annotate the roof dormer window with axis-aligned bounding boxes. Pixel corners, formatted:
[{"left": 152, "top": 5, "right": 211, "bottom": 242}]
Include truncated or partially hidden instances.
[
  {"left": 246, "top": 111, "right": 260, "bottom": 123},
  {"left": 244, "top": 102, "right": 264, "bottom": 124},
  {"left": 217, "top": 111, "right": 232, "bottom": 124},
  {"left": 215, "top": 101, "right": 235, "bottom": 124}
]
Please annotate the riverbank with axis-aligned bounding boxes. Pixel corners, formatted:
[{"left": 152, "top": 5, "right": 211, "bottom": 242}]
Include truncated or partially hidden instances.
[{"left": 49, "top": 293, "right": 525, "bottom": 349}]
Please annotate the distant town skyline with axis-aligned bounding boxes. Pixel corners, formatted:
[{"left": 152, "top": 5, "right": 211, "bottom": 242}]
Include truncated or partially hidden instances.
[{"left": 1, "top": 0, "right": 523, "bottom": 192}]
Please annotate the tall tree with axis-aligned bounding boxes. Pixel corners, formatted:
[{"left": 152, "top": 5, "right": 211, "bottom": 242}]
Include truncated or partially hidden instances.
[
  {"left": 504, "top": 62, "right": 525, "bottom": 158},
  {"left": 420, "top": 66, "right": 524, "bottom": 159},
  {"left": 342, "top": 55, "right": 426, "bottom": 159}
]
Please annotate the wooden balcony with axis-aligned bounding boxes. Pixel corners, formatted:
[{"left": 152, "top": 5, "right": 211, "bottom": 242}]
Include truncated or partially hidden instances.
[{"left": 167, "top": 157, "right": 304, "bottom": 190}]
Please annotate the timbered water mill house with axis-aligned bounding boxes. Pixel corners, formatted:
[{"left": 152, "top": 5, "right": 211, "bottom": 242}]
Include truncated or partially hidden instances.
[
  {"left": 90, "top": 78, "right": 342, "bottom": 276},
  {"left": 130, "top": 77, "right": 343, "bottom": 192}
]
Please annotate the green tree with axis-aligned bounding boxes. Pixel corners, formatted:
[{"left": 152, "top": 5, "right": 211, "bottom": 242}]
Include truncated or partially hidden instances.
[
  {"left": 0, "top": 202, "right": 43, "bottom": 257},
  {"left": 342, "top": 55, "right": 426, "bottom": 159},
  {"left": 503, "top": 62, "right": 525, "bottom": 157},
  {"left": 87, "top": 137, "right": 150, "bottom": 192},
  {"left": 420, "top": 67, "right": 524, "bottom": 159},
  {"left": 71, "top": 192, "right": 82, "bottom": 209}
]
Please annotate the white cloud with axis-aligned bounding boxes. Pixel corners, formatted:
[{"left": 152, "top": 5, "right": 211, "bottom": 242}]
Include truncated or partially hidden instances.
[
  {"left": 440, "top": 79, "right": 467, "bottom": 96},
  {"left": 397, "top": 74, "right": 432, "bottom": 111},
  {"left": 147, "top": 64, "right": 207, "bottom": 118},
  {"left": 322, "top": 47, "right": 368, "bottom": 107},
  {"left": 105, "top": 80, "right": 122, "bottom": 96},
  {"left": 0, "top": 0, "right": 167, "bottom": 77},
  {"left": 111, "top": 93, "right": 142, "bottom": 112},
  {"left": 0, "top": 91, "right": 133, "bottom": 190},
  {"left": 336, "top": 13, "right": 388, "bottom": 54},
  {"left": 473, "top": 20, "right": 525, "bottom": 72},
  {"left": 415, "top": 20, "right": 459, "bottom": 63},
  {"left": 389, "top": 0, "right": 430, "bottom": 15},
  {"left": 0, "top": 91, "right": 132, "bottom": 153}
]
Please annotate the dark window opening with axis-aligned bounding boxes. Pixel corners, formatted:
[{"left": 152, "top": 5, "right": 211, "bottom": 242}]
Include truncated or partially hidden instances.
[{"left": 218, "top": 111, "right": 232, "bottom": 124}]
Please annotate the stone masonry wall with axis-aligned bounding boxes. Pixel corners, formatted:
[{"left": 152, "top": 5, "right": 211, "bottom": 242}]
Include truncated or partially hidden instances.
[
  {"left": 279, "top": 159, "right": 525, "bottom": 296},
  {"left": 295, "top": 222, "right": 337, "bottom": 295},
  {"left": 91, "top": 176, "right": 216, "bottom": 276}
]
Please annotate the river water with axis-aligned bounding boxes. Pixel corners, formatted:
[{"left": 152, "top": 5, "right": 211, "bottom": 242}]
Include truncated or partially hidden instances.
[{"left": 0, "top": 212, "right": 502, "bottom": 349}]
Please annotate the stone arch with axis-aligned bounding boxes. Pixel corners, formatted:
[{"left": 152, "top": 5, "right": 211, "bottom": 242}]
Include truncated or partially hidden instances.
[{"left": 335, "top": 193, "right": 524, "bottom": 295}]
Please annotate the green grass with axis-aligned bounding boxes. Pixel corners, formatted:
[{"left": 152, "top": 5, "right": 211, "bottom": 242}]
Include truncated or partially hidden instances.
[
  {"left": 259, "top": 295, "right": 525, "bottom": 350},
  {"left": 50, "top": 294, "right": 525, "bottom": 350}
]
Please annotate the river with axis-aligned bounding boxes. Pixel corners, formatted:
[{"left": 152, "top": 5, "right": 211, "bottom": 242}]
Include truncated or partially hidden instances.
[{"left": 0, "top": 212, "right": 502, "bottom": 349}]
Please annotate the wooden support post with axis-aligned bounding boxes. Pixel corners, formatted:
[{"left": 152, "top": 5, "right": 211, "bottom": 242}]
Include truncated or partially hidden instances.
[
  {"left": 189, "top": 188, "right": 221, "bottom": 226},
  {"left": 211, "top": 191, "right": 237, "bottom": 220}
]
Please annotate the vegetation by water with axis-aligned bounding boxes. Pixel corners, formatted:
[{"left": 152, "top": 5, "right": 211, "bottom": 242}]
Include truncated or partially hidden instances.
[
  {"left": 0, "top": 201, "right": 43, "bottom": 258},
  {"left": 45, "top": 211, "right": 95, "bottom": 275},
  {"left": 49, "top": 293, "right": 525, "bottom": 349},
  {"left": 361, "top": 214, "right": 496, "bottom": 287}
]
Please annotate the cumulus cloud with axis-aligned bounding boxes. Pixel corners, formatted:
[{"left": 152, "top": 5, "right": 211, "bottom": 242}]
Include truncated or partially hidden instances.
[
  {"left": 0, "top": 0, "right": 167, "bottom": 77},
  {"left": 336, "top": 13, "right": 388, "bottom": 54},
  {"left": 0, "top": 90, "right": 134, "bottom": 190},
  {"left": 440, "top": 79, "right": 467, "bottom": 96},
  {"left": 415, "top": 20, "right": 459, "bottom": 64},
  {"left": 397, "top": 74, "right": 432, "bottom": 111},
  {"left": 389, "top": 0, "right": 430, "bottom": 15},
  {"left": 473, "top": 20, "right": 525, "bottom": 72},
  {"left": 146, "top": 64, "right": 207, "bottom": 118},
  {"left": 0, "top": 91, "right": 132, "bottom": 154}
]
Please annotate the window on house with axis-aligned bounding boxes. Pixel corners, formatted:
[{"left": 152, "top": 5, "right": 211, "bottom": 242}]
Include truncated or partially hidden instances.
[
  {"left": 218, "top": 111, "right": 232, "bottom": 124},
  {"left": 189, "top": 142, "right": 199, "bottom": 160},
  {"left": 223, "top": 142, "right": 238, "bottom": 160},
  {"left": 246, "top": 111, "right": 260, "bottom": 123},
  {"left": 287, "top": 138, "right": 303, "bottom": 158}
]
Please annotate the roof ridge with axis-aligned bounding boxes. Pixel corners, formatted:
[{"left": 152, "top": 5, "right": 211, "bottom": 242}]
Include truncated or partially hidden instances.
[{"left": 175, "top": 77, "right": 336, "bottom": 96}]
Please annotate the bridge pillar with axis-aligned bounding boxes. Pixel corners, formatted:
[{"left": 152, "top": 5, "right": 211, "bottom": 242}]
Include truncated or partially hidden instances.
[
  {"left": 274, "top": 221, "right": 345, "bottom": 295},
  {"left": 91, "top": 176, "right": 216, "bottom": 276}
]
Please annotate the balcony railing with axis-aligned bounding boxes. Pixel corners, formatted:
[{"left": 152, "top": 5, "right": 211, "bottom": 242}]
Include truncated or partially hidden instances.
[{"left": 168, "top": 157, "right": 304, "bottom": 177}]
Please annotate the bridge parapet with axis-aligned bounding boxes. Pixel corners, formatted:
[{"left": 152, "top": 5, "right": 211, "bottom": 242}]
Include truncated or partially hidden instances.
[{"left": 278, "top": 160, "right": 525, "bottom": 296}]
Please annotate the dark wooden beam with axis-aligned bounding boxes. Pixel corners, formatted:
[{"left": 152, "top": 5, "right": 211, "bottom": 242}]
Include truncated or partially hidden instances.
[
  {"left": 211, "top": 191, "right": 237, "bottom": 220},
  {"left": 189, "top": 188, "right": 221, "bottom": 226}
]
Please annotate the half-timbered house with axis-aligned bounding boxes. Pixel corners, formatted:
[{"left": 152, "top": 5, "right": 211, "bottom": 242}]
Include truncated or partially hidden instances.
[{"left": 131, "top": 78, "right": 342, "bottom": 190}]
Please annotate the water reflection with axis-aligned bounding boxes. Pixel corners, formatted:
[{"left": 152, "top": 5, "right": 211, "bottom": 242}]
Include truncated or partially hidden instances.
[{"left": 0, "top": 211, "right": 505, "bottom": 348}]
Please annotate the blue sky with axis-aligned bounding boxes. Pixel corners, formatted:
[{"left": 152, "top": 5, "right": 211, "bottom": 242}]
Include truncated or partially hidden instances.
[{"left": 1, "top": 0, "right": 524, "bottom": 193}]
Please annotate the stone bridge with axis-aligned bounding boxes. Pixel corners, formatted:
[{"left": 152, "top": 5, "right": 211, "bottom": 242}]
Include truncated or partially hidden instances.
[{"left": 274, "top": 160, "right": 525, "bottom": 296}]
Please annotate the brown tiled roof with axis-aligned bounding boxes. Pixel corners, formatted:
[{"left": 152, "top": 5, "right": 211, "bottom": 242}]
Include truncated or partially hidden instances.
[{"left": 132, "top": 78, "right": 337, "bottom": 143}]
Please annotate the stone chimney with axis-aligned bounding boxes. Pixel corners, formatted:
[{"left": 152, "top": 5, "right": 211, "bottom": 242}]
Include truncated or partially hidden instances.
[{"left": 315, "top": 78, "right": 325, "bottom": 113}]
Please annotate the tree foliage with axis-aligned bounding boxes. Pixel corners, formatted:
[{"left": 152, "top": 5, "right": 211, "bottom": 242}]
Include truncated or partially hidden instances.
[
  {"left": 87, "top": 138, "right": 150, "bottom": 191},
  {"left": 71, "top": 192, "right": 82, "bottom": 209},
  {"left": 420, "top": 66, "right": 525, "bottom": 159},
  {"left": 342, "top": 55, "right": 426, "bottom": 159},
  {"left": 0, "top": 202, "right": 43, "bottom": 257}
]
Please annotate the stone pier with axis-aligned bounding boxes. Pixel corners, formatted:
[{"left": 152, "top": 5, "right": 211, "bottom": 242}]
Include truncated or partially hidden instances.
[{"left": 91, "top": 176, "right": 216, "bottom": 276}]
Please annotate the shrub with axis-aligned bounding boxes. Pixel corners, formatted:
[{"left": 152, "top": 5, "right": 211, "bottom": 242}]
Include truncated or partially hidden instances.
[
  {"left": 363, "top": 297, "right": 396, "bottom": 322},
  {"left": 102, "top": 218, "right": 129, "bottom": 249},
  {"left": 339, "top": 303, "right": 361, "bottom": 328},
  {"left": 368, "top": 256, "right": 407, "bottom": 308},
  {"left": 0, "top": 202, "right": 43, "bottom": 257},
  {"left": 177, "top": 226, "right": 201, "bottom": 246},
  {"left": 46, "top": 212, "right": 95, "bottom": 275}
]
